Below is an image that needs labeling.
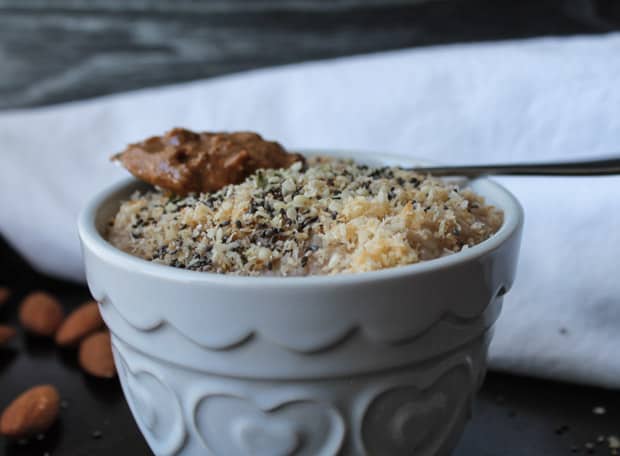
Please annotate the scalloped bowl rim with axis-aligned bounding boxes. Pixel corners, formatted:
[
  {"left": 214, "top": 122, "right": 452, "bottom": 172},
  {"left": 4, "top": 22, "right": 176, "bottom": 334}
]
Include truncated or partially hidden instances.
[{"left": 78, "top": 149, "right": 524, "bottom": 288}]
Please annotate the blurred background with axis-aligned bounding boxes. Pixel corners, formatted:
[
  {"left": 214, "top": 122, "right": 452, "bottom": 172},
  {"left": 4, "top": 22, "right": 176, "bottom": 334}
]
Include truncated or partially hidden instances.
[{"left": 2, "top": 0, "right": 620, "bottom": 110}]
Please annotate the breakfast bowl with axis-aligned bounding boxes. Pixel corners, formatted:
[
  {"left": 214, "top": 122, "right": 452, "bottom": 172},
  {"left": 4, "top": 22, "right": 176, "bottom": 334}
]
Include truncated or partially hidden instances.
[{"left": 77, "top": 150, "right": 523, "bottom": 456}]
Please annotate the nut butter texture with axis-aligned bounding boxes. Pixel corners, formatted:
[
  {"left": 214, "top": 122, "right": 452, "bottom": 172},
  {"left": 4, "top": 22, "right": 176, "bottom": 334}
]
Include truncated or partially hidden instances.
[{"left": 113, "top": 128, "right": 304, "bottom": 195}]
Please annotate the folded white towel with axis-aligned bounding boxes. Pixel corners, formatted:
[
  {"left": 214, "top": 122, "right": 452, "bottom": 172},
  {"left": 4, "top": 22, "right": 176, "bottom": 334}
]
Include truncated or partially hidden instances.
[{"left": 1, "top": 33, "right": 619, "bottom": 387}]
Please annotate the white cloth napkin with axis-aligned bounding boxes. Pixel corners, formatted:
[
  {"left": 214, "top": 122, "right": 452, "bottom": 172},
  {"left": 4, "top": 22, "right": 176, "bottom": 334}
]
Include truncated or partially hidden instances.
[{"left": 1, "top": 33, "right": 619, "bottom": 388}]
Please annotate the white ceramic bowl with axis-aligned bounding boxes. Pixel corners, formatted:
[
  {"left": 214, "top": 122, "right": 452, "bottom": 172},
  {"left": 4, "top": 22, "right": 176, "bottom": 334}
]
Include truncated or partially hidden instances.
[{"left": 78, "top": 150, "right": 523, "bottom": 456}]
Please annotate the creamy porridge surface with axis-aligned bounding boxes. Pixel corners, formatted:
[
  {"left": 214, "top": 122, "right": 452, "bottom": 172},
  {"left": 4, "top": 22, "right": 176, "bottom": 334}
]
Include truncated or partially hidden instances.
[{"left": 107, "top": 157, "right": 503, "bottom": 276}]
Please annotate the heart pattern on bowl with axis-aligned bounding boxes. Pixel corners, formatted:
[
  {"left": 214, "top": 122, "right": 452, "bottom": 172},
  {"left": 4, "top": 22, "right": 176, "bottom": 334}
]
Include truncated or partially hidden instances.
[
  {"left": 361, "top": 363, "right": 472, "bottom": 456},
  {"left": 113, "top": 346, "right": 186, "bottom": 456},
  {"left": 194, "top": 395, "right": 345, "bottom": 456},
  {"left": 233, "top": 416, "right": 300, "bottom": 456}
]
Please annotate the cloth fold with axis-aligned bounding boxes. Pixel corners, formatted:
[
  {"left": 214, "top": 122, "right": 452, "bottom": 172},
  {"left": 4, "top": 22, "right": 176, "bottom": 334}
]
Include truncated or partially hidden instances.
[{"left": 1, "top": 33, "right": 619, "bottom": 387}]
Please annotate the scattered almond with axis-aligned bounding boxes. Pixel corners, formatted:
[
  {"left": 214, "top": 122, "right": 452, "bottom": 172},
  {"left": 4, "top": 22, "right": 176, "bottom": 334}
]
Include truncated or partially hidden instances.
[
  {"left": 55, "top": 301, "right": 104, "bottom": 347},
  {"left": 0, "top": 385, "right": 60, "bottom": 438},
  {"left": 0, "top": 325, "right": 16, "bottom": 346},
  {"left": 79, "top": 331, "right": 116, "bottom": 378},
  {"left": 0, "top": 287, "right": 10, "bottom": 306},
  {"left": 19, "top": 291, "right": 64, "bottom": 337}
]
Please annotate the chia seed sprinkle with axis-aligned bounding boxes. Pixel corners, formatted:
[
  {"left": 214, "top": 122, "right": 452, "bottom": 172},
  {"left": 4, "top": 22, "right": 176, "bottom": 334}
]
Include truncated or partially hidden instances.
[{"left": 107, "top": 157, "right": 503, "bottom": 276}]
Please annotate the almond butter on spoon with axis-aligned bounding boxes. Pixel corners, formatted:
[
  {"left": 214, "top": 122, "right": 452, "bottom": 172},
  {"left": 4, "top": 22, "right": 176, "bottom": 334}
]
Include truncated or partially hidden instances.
[
  {"left": 19, "top": 291, "right": 64, "bottom": 337},
  {"left": 79, "top": 331, "right": 116, "bottom": 378},
  {"left": 55, "top": 300, "right": 104, "bottom": 347},
  {"left": 0, "top": 385, "right": 60, "bottom": 438},
  {"left": 112, "top": 128, "right": 304, "bottom": 195}
]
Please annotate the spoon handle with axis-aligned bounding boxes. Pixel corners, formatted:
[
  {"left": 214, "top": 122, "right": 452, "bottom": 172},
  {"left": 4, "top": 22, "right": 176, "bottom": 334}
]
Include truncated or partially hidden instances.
[{"left": 411, "top": 157, "right": 620, "bottom": 177}]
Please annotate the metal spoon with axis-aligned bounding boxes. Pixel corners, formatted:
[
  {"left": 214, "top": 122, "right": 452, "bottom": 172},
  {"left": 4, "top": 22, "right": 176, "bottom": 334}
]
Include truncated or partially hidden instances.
[{"left": 411, "top": 156, "right": 620, "bottom": 177}]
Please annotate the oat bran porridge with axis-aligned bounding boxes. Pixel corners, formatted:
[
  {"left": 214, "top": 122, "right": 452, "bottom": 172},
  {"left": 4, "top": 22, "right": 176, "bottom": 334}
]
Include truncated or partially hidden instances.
[{"left": 107, "top": 129, "right": 503, "bottom": 276}]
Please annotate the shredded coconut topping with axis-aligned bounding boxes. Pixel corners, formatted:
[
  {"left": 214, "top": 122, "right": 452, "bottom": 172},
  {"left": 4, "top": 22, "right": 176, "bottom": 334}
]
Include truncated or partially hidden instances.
[{"left": 107, "top": 157, "right": 503, "bottom": 276}]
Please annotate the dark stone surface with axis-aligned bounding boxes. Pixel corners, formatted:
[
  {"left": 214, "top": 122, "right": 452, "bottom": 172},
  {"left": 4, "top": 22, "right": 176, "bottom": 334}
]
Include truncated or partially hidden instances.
[
  {"left": 1, "top": 0, "right": 619, "bottom": 109},
  {"left": 1, "top": 236, "right": 619, "bottom": 455}
]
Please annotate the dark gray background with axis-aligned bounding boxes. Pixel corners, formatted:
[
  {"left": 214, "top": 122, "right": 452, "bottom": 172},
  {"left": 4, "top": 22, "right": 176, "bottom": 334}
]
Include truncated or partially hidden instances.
[{"left": 1, "top": 0, "right": 620, "bottom": 109}]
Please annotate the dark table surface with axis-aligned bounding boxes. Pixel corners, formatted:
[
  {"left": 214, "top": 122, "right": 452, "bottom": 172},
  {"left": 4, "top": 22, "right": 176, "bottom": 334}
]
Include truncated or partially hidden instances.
[{"left": 1, "top": 237, "right": 619, "bottom": 456}]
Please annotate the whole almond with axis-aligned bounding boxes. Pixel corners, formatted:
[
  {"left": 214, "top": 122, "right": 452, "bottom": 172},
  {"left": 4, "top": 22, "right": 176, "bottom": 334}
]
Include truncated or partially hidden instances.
[
  {"left": 55, "top": 301, "right": 104, "bottom": 347},
  {"left": 0, "top": 385, "right": 60, "bottom": 438},
  {"left": 0, "top": 287, "right": 10, "bottom": 306},
  {"left": 79, "top": 331, "right": 116, "bottom": 378},
  {"left": 0, "top": 325, "right": 16, "bottom": 346},
  {"left": 19, "top": 291, "right": 64, "bottom": 337}
]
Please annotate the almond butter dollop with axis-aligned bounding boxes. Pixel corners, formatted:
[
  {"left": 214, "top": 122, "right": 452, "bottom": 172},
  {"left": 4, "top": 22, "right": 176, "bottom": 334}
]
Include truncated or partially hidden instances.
[{"left": 113, "top": 128, "right": 304, "bottom": 195}]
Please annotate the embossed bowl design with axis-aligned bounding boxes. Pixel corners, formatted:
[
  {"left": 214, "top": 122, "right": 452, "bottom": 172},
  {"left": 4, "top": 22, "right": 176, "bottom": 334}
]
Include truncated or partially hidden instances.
[{"left": 78, "top": 151, "right": 523, "bottom": 456}]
